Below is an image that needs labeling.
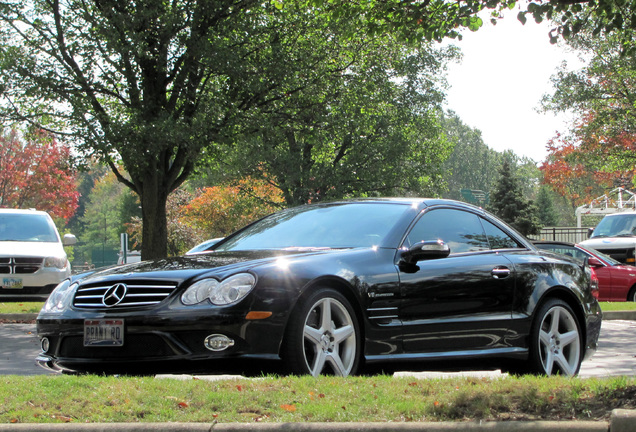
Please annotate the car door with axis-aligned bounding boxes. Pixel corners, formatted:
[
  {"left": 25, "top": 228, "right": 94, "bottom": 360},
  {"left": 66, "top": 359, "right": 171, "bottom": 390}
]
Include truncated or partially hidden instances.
[{"left": 398, "top": 207, "right": 518, "bottom": 354}]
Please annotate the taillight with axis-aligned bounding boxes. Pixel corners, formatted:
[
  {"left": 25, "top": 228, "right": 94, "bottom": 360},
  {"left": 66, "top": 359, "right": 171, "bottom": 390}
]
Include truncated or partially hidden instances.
[{"left": 589, "top": 267, "right": 599, "bottom": 298}]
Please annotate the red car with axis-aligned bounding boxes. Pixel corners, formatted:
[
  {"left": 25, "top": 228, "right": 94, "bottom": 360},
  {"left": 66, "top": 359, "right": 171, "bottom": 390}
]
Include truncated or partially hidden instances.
[{"left": 535, "top": 241, "right": 636, "bottom": 302}]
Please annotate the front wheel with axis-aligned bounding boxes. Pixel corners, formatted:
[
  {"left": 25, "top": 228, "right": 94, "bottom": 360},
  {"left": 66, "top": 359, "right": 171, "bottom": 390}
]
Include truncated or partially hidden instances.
[
  {"left": 283, "top": 288, "right": 361, "bottom": 377},
  {"left": 527, "top": 298, "right": 582, "bottom": 376}
]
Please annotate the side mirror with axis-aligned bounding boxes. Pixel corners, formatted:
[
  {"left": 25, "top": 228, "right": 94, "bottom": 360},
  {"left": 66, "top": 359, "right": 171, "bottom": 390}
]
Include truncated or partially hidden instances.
[
  {"left": 587, "top": 227, "right": 594, "bottom": 238},
  {"left": 401, "top": 240, "right": 450, "bottom": 265},
  {"left": 588, "top": 256, "right": 604, "bottom": 267},
  {"left": 63, "top": 233, "right": 77, "bottom": 246}
]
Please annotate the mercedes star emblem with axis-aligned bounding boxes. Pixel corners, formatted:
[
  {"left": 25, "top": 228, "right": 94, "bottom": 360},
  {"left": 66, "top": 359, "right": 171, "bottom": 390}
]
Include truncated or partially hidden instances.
[{"left": 102, "top": 283, "right": 128, "bottom": 307}]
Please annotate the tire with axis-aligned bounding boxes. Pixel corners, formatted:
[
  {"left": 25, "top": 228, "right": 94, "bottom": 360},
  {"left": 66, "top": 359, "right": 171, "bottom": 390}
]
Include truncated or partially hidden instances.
[
  {"left": 527, "top": 298, "right": 582, "bottom": 376},
  {"left": 628, "top": 287, "right": 636, "bottom": 302},
  {"left": 283, "top": 288, "right": 361, "bottom": 377}
]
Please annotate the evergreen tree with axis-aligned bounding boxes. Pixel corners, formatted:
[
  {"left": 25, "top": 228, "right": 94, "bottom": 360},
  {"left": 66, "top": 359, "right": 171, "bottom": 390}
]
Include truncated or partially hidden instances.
[
  {"left": 536, "top": 186, "right": 559, "bottom": 227},
  {"left": 489, "top": 159, "right": 540, "bottom": 236}
]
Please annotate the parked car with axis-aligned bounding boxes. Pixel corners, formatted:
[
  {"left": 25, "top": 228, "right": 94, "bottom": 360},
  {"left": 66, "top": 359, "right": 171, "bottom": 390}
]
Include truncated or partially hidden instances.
[
  {"left": 36, "top": 198, "right": 601, "bottom": 377},
  {"left": 534, "top": 241, "right": 636, "bottom": 302},
  {"left": 0, "top": 209, "right": 77, "bottom": 300},
  {"left": 580, "top": 212, "right": 636, "bottom": 265}
]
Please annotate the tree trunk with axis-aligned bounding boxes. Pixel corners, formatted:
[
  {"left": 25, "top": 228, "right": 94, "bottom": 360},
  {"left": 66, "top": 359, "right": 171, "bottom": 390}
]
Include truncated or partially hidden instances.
[{"left": 139, "top": 175, "right": 169, "bottom": 261}]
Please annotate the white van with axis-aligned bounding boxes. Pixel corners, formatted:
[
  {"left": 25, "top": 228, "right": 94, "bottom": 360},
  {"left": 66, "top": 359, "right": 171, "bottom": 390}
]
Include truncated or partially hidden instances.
[
  {"left": 580, "top": 212, "right": 636, "bottom": 265},
  {"left": 0, "top": 209, "right": 76, "bottom": 299}
]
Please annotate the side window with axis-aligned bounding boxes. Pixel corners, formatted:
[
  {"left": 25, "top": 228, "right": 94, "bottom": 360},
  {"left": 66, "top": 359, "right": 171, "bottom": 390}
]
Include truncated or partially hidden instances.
[
  {"left": 481, "top": 219, "right": 521, "bottom": 250},
  {"left": 406, "top": 208, "right": 489, "bottom": 253}
]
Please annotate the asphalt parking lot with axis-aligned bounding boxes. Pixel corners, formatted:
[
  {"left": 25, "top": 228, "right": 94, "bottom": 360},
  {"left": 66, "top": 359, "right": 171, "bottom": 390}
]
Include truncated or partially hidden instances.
[{"left": 0, "top": 319, "right": 634, "bottom": 377}]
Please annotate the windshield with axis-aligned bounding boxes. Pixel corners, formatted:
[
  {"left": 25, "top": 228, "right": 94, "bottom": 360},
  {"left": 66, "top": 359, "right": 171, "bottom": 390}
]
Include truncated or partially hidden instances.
[
  {"left": 0, "top": 213, "right": 60, "bottom": 242},
  {"left": 590, "top": 248, "right": 622, "bottom": 266},
  {"left": 591, "top": 214, "right": 636, "bottom": 238},
  {"left": 215, "top": 202, "right": 411, "bottom": 251}
]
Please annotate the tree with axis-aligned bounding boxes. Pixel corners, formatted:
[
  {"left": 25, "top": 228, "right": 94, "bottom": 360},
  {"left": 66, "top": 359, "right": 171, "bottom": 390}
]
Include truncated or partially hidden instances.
[
  {"left": 489, "top": 159, "right": 540, "bottom": 236},
  {"left": 441, "top": 111, "right": 503, "bottom": 202},
  {"left": 535, "top": 185, "right": 559, "bottom": 227},
  {"left": 0, "top": 128, "right": 78, "bottom": 219},
  {"left": 219, "top": 39, "right": 455, "bottom": 206},
  {"left": 0, "top": 0, "right": 464, "bottom": 259},
  {"left": 80, "top": 172, "right": 129, "bottom": 257},
  {"left": 5, "top": 0, "right": 624, "bottom": 259},
  {"left": 540, "top": 132, "right": 630, "bottom": 207},
  {"left": 541, "top": 27, "right": 636, "bottom": 198},
  {"left": 182, "top": 178, "right": 283, "bottom": 239}
]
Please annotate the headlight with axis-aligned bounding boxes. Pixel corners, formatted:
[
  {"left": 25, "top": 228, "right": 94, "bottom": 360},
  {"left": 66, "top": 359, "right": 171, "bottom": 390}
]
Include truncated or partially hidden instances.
[
  {"left": 181, "top": 273, "right": 256, "bottom": 306},
  {"left": 44, "top": 256, "right": 68, "bottom": 269},
  {"left": 41, "top": 279, "right": 77, "bottom": 313}
]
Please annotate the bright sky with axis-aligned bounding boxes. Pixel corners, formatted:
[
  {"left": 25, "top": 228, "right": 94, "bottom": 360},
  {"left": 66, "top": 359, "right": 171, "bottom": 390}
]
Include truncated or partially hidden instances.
[{"left": 443, "top": 14, "right": 581, "bottom": 163}]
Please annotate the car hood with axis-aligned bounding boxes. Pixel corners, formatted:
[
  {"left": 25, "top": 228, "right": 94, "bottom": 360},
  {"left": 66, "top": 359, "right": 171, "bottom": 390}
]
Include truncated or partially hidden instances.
[
  {"left": 580, "top": 237, "right": 636, "bottom": 249},
  {"left": 73, "top": 249, "right": 342, "bottom": 284},
  {"left": 610, "top": 264, "right": 636, "bottom": 273},
  {"left": 0, "top": 241, "right": 65, "bottom": 258}
]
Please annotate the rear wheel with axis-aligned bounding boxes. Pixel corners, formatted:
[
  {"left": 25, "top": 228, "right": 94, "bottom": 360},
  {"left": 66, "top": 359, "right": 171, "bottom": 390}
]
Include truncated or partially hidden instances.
[
  {"left": 628, "top": 287, "right": 636, "bottom": 302},
  {"left": 283, "top": 288, "right": 361, "bottom": 377},
  {"left": 527, "top": 298, "right": 582, "bottom": 376}
]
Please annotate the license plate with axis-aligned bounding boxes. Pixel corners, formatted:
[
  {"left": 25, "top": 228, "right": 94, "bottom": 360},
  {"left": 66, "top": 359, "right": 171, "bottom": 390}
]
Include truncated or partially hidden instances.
[
  {"left": 84, "top": 319, "right": 124, "bottom": 347},
  {"left": 1, "top": 278, "right": 23, "bottom": 289}
]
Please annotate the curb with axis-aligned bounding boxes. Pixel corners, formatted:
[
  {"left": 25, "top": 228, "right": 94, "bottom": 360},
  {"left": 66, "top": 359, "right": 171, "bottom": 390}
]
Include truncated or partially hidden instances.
[
  {"left": 0, "top": 313, "right": 37, "bottom": 322},
  {"left": 602, "top": 311, "right": 636, "bottom": 320},
  {"left": 0, "top": 410, "right": 633, "bottom": 431},
  {"left": 0, "top": 420, "right": 614, "bottom": 431}
]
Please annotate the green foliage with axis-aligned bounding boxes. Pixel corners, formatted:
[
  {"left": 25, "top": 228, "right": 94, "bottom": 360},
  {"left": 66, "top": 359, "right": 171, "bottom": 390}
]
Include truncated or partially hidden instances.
[
  {"left": 489, "top": 159, "right": 541, "bottom": 236},
  {"left": 6, "top": 0, "right": 632, "bottom": 259},
  {"left": 78, "top": 172, "right": 135, "bottom": 263},
  {"left": 441, "top": 111, "right": 503, "bottom": 201},
  {"left": 219, "top": 34, "right": 457, "bottom": 205},
  {"left": 0, "top": 0, "right": 461, "bottom": 258},
  {"left": 535, "top": 186, "right": 559, "bottom": 227}
]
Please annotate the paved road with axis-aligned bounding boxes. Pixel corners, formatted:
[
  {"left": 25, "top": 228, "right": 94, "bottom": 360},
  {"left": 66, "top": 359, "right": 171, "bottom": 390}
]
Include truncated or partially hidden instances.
[
  {"left": 580, "top": 319, "right": 636, "bottom": 377},
  {"left": 0, "top": 320, "right": 634, "bottom": 377}
]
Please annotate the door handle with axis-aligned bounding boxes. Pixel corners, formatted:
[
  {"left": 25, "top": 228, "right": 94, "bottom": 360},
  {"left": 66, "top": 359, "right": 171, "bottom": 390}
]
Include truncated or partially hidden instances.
[{"left": 491, "top": 267, "right": 511, "bottom": 279}]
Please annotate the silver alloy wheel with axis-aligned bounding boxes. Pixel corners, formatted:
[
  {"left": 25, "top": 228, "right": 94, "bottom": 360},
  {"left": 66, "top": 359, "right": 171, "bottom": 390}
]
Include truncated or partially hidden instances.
[
  {"left": 302, "top": 296, "right": 357, "bottom": 377},
  {"left": 538, "top": 305, "right": 581, "bottom": 376}
]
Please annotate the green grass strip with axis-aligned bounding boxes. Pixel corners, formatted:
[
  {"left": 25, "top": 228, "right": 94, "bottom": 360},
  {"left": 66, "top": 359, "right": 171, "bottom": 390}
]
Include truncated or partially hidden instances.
[{"left": 0, "top": 375, "right": 635, "bottom": 424}]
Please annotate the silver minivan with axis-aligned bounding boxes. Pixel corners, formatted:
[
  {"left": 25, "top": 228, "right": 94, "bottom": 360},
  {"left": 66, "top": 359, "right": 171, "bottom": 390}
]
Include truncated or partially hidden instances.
[{"left": 0, "top": 209, "right": 76, "bottom": 299}]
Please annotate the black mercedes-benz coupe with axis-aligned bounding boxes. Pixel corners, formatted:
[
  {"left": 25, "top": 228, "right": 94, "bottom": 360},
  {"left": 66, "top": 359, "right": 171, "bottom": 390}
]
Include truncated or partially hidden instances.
[{"left": 37, "top": 198, "right": 602, "bottom": 376}]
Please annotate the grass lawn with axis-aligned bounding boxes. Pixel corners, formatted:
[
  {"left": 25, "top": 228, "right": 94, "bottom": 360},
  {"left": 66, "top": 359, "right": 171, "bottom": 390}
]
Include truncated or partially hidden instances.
[
  {"left": 0, "top": 302, "right": 44, "bottom": 314},
  {"left": 0, "top": 375, "right": 635, "bottom": 424}
]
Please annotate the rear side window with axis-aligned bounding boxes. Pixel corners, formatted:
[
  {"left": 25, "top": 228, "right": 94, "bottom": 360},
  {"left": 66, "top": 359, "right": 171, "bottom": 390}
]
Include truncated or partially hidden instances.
[{"left": 481, "top": 219, "right": 522, "bottom": 250}]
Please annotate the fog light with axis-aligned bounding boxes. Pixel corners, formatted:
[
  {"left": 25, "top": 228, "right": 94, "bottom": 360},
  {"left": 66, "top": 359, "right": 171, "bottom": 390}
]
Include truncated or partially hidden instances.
[
  {"left": 204, "top": 334, "right": 235, "bottom": 352},
  {"left": 41, "top": 337, "right": 50, "bottom": 353}
]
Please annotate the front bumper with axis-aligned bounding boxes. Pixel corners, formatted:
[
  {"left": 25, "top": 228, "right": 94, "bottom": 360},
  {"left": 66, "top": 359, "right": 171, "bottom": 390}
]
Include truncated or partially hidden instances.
[{"left": 36, "top": 309, "right": 286, "bottom": 373}]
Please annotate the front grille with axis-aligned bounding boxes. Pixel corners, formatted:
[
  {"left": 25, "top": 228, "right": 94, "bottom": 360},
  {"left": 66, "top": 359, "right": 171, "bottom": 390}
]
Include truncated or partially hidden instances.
[
  {"left": 73, "top": 280, "right": 179, "bottom": 309},
  {"left": 594, "top": 247, "right": 633, "bottom": 264},
  {"left": 0, "top": 257, "right": 43, "bottom": 274}
]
